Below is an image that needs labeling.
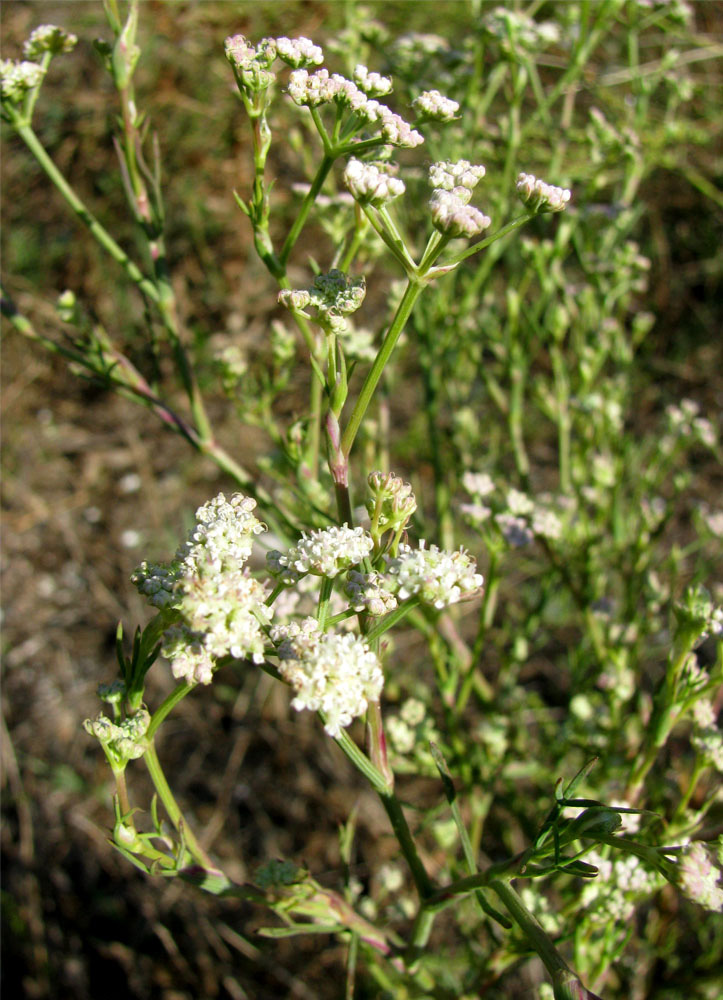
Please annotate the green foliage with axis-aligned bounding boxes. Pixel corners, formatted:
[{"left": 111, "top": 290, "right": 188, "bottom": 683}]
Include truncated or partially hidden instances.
[{"left": 2, "top": 2, "right": 722, "bottom": 998}]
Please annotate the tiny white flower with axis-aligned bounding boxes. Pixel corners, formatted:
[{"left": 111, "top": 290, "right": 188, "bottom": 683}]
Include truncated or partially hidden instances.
[
  {"left": 23, "top": 24, "right": 77, "bottom": 59},
  {"left": 272, "top": 619, "right": 383, "bottom": 737},
  {"left": 285, "top": 525, "right": 374, "bottom": 578},
  {"left": 412, "top": 90, "right": 459, "bottom": 122},
  {"left": 429, "top": 160, "right": 485, "bottom": 192},
  {"left": 352, "top": 64, "right": 393, "bottom": 97},
  {"left": 378, "top": 111, "right": 424, "bottom": 148},
  {"left": 1, "top": 59, "right": 46, "bottom": 102},
  {"left": 288, "top": 67, "right": 339, "bottom": 106},
  {"left": 386, "top": 542, "right": 483, "bottom": 609},
  {"left": 678, "top": 841, "right": 723, "bottom": 911},
  {"left": 429, "top": 189, "right": 491, "bottom": 238},
  {"left": 506, "top": 488, "right": 534, "bottom": 515},
  {"left": 462, "top": 471, "right": 495, "bottom": 497},
  {"left": 275, "top": 36, "right": 324, "bottom": 68},
  {"left": 345, "top": 570, "right": 398, "bottom": 616},
  {"left": 343, "top": 158, "right": 405, "bottom": 206},
  {"left": 516, "top": 172, "right": 571, "bottom": 213}
]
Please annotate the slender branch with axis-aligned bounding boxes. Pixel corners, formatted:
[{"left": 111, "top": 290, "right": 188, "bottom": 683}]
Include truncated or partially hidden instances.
[{"left": 14, "top": 123, "right": 158, "bottom": 301}]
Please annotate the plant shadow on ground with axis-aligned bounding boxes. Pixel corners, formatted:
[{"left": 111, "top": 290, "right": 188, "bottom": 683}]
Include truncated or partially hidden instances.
[{"left": 2, "top": 2, "right": 723, "bottom": 998}]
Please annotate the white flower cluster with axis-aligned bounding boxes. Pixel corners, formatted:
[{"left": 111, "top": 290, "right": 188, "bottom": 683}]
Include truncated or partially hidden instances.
[
  {"left": 287, "top": 67, "right": 342, "bottom": 107},
  {"left": 429, "top": 189, "right": 491, "bottom": 239},
  {"left": 392, "top": 32, "right": 450, "bottom": 61},
  {"left": 268, "top": 524, "right": 374, "bottom": 580},
  {"left": 677, "top": 841, "right": 723, "bottom": 912},
  {"left": 178, "top": 493, "right": 265, "bottom": 571},
  {"left": 345, "top": 570, "right": 398, "bottom": 616},
  {"left": 427, "top": 159, "right": 489, "bottom": 237},
  {"left": 429, "top": 160, "right": 486, "bottom": 192},
  {"left": 412, "top": 90, "right": 459, "bottom": 122},
  {"left": 225, "top": 34, "right": 323, "bottom": 73},
  {"left": 278, "top": 269, "right": 366, "bottom": 333},
  {"left": 287, "top": 68, "right": 423, "bottom": 147},
  {"left": 482, "top": 8, "right": 561, "bottom": 52},
  {"left": 0, "top": 59, "right": 45, "bottom": 102},
  {"left": 386, "top": 542, "right": 484, "bottom": 609},
  {"left": 506, "top": 488, "right": 535, "bottom": 516},
  {"left": 462, "top": 471, "right": 495, "bottom": 497},
  {"left": 274, "top": 36, "right": 324, "bottom": 68},
  {"left": 225, "top": 34, "right": 264, "bottom": 67},
  {"left": 270, "top": 618, "right": 383, "bottom": 737},
  {"left": 578, "top": 850, "right": 663, "bottom": 924},
  {"left": 343, "top": 158, "right": 405, "bottom": 207},
  {"left": 132, "top": 494, "right": 270, "bottom": 685},
  {"left": 691, "top": 699, "right": 723, "bottom": 773},
  {"left": 352, "top": 64, "right": 393, "bottom": 97},
  {"left": 516, "top": 172, "right": 571, "bottom": 213},
  {"left": 224, "top": 34, "right": 277, "bottom": 92},
  {"left": 461, "top": 475, "right": 563, "bottom": 544},
  {"left": 23, "top": 24, "right": 77, "bottom": 59},
  {"left": 665, "top": 399, "right": 717, "bottom": 449},
  {"left": 531, "top": 507, "right": 563, "bottom": 540}
]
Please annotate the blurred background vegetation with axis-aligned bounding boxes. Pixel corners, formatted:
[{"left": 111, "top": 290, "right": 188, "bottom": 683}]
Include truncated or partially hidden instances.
[{"left": 2, "top": 2, "right": 722, "bottom": 998}]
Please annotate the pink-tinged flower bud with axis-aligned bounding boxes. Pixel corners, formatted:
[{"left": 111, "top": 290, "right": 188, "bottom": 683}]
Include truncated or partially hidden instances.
[{"left": 516, "top": 172, "right": 571, "bottom": 213}]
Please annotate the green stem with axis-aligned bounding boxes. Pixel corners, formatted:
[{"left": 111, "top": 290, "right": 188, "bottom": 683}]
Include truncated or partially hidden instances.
[
  {"left": 509, "top": 351, "right": 530, "bottom": 484},
  {"left": 380, "top": 793, "right": 434, "bottom": 901},
  {"left": 143, "top": 740, "right": 215, "bottom": 869},
  {"left": 489, "top": 877, "right": 571, "bottom": 981},
  {"left": 519, "top": 3, "right": 614, "bottom": 142},
  {"left": 115, "top": 768, "right": 132, "bottom": 817},
  {"left": 317, "top": 576, "right": 334, "bottom": 630},
  {"left": 672, "top": 756, "right": 706, "bottom": 823},
  {"left": 279, "top": 153, "right": 335, "bottom": 266},
  {"left": 15, "top": 122, "right": 214, "bottom": 442},
  {"left": 341, "top": 278, "right": 424, "bottom": 457},
  {"left": 331, "top": 727, "right": 431, "bottom": 900},
  {"left": 147, "top": 682, "right": 194, "bottom": 741},
  {"left": 15, "top": 123, "right": 157, "bottom": 299},
  {"left": 363, "top": 597, "right": 420, "bottom": 645},
  {"left": 551, "top": 344, "right": 572, "bottom": 494},
  {"left": 366, "top": 700, "right": 394, "bottom": 789},
  {"left": 448, "top": 213, "right": 533, "bottom": 266}
]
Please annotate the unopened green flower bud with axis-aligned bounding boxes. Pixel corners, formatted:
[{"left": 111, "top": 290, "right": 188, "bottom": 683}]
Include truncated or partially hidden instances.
[
  {"left": 278, "top": 288, "right": 311, "bottom": 312},
  {"left": 97, "top": 680, "right": 126, "bottom": 706},
  {"left": 56, "top": 289, "right": 79, "bottom": 324},
  {"left": 84, "top": 714, "right": 117, "bottom": 743},
  {"left": 112, "top": 4, "right": 140, "bottom": 90},
  {"left": 113, "top": 819, "right": 143, "bottom": 851}
]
